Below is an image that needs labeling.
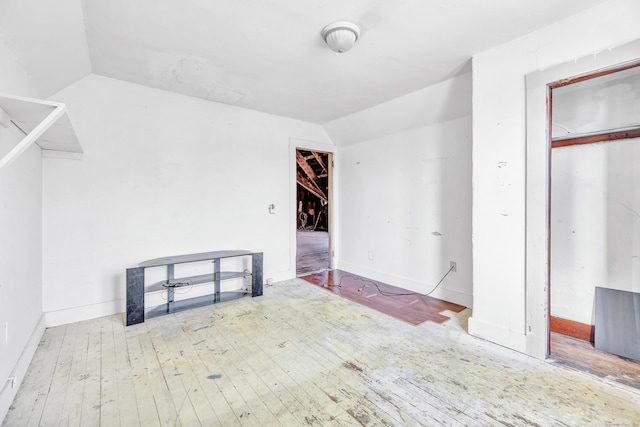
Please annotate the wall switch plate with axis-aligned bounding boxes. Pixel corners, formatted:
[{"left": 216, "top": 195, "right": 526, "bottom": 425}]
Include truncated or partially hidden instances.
[{"left": 450, "top": 261, "right": 457, "bottom": 272}]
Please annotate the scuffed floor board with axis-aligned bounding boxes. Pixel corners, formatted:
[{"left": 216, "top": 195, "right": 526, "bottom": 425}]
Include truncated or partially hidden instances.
[
  {"left": 550, "top": 331, "right": 640, "bottom": 389},
  {"left": 3, "top": 279, "right": 640, "bottom": 426}
]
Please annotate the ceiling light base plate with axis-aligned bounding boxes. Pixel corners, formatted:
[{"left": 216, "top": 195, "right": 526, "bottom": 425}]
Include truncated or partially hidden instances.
[{"left": 321, "top": 21, "right": 360, "bottom": 53}]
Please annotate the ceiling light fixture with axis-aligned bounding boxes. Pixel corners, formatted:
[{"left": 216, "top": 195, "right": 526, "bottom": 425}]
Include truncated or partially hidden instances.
[{"left": 321, "top": 21, "right": 360, "bottom": 53}]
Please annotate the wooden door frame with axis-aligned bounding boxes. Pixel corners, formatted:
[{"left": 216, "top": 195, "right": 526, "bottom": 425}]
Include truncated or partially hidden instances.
[
  {"left": 289, "top": 139, "right": 336, "bottom": 276},
  {"left": 546, "top": 59, "right": 640, "bottom": 346},
  {"left": 525, "top": 39, "right": 640, "bottom": 359}
]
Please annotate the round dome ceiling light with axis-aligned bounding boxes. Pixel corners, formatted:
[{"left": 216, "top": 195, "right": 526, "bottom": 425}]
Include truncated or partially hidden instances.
[{"left": 321, "top": 21, "right": 360, "bottom": 53}]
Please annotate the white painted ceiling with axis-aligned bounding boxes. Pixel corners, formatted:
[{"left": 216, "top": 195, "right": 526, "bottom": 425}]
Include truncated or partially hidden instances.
[{"left": 4, "top": 0, "right": 612, "bottom": 124}]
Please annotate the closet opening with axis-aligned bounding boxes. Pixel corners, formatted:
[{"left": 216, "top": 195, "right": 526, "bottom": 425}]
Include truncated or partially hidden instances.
[{"left": 547, "top": 59, "right": 640, "bottom": 387}]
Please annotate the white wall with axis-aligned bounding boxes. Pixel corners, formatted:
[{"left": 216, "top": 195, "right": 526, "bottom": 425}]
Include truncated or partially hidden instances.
[
  {"left": 42, "top": 74, "right": 333, "bottom": 325},
  {"left": 551, "top": 138, "right": 640, "bottom": 325},
  {"left": 329, "top": 74, "right": 472, "bottom": 307},
  {"left": 0, "top": 32, "right": 46, "bottom": 422},
  {"left": 471, "top": 0, "right": 640, "bottom": 357}
]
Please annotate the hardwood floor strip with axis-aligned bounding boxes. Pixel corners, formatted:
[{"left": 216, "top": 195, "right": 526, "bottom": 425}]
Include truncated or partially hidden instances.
[
  {"left": 203, "top": 325, "right": 283, "bottom": 425},
  {"left": 136, "top": 323, "right": 182, "bottom": 426},
  {"left": 55, "top": 322, "right": 86, "bottom": 426},
  {"left": 39, "top": 322, "right": 78, "bottom": 424},
  {"left": 210, "top": 310, "right": 341, "bottom": 425},
  {"left": 189, "top": 320, "right": 262, "bottom": 426},
  {"left": 161, "top": 321, "right": 222, "bottom": 426},
  {"left": 124, "top": 328, "right": 162, "bottom": 426},
  {"left": 112, "top": 316, "right": 145, "bottom": 426},
  {"left": 27, "top": 325, "right": 67, "bottom": 426},
  {"left": 301, "top": 269, "right": 465, "bottom": 325},
  {"left": 147, "top": 318, "right": 204, "bottom": 426},
  {"left": 69, "top": 317, "right": 101, "bottom": 426},
  {"left": 7, "top": 326, "right": 57, "bottom": 427},
  {"left": 203, "top": 316, "right": 332, "bottom": 425},
  {"left": 79, "top": 318, "right": 103, "bottom": 426},
  {"left": 171, "top": 312, "right": 247, "bottom": 425},
  {"left": 99, "top": 315, "right": 123, "bottom": 426},
  {"left": 210, "top": 298, "right": 358, "bottom": 425}
]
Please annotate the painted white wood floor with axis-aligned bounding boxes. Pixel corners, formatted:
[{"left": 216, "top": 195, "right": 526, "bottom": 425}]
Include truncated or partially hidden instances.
[{"left": 4, "top": 278, "right": 640, "bottom": 426}]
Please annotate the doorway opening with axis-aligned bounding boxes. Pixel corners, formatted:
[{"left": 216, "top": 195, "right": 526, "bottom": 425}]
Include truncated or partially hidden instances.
[
  {"left": 295, "top": 148, "right": 331, "bottom": 276},
  {"left": 547, "top": 59, "right": 640, "bottom": 388}
]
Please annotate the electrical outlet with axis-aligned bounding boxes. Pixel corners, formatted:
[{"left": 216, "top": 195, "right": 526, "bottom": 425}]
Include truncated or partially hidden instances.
[{"left": 450, "top": 261, "right": 457, "bottom": 272}]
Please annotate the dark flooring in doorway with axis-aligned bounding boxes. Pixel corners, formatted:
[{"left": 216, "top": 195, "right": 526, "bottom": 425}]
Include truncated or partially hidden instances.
[
  {"left": 300, "top": 269, "right": 466, "bottom": 326},
  {"left": 550, "top": 332, "right": 640, "bottom": 390},
  {"left": 296, "top": 230, "right": 329, "bottom": 275}
]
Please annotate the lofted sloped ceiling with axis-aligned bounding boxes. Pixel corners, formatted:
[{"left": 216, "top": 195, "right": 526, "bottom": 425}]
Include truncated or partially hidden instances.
[
  {"left": 0, "top": 0, "right": 91, "bottom": 98},
  {"left": 3, "top": 0, "right": 611, "bottom": 124}
]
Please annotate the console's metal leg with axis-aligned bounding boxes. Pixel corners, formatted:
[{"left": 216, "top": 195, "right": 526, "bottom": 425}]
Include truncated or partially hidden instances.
[
  {"left": 126, "top": 267, "right": 145, "bottom": 326},
  {"left": 214, "top": 259, "right": 221, "bottom": 303},
  {"left": 167, "top": 264, "right": 175, "bottom": 313},
  {"left": 252, "top": 252, "right": 263, "bottom": 297}
]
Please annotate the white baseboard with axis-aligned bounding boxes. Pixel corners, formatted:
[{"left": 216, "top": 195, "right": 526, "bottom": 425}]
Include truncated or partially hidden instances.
[
  {"left": 45, "top": 299, "right": 125, "bottom": 327},
  {"left": 468, "top": 316, "right": 527, "bottom": 354},
  {"left": 0, "top": 314, "right": 46, "bottom": 423},
  {"left": 336, "top": 261, "right": 473, "bottom": 308},
  {"left": 266, "top": 270, "right": 296, "bottom": 284},
  {"left": 44, "top": 271, "right": 296, "bottom": 328}
]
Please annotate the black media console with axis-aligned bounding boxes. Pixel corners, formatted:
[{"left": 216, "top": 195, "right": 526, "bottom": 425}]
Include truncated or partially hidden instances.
[{"left": 126, "top": 250, "right": 263, "bottom": 326}]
